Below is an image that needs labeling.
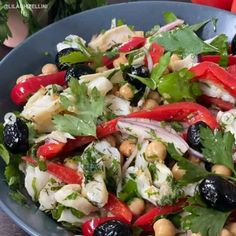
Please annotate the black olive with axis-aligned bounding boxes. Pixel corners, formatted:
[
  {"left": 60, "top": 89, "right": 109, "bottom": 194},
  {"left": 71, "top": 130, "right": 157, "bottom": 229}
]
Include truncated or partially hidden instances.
[
  {"left": 3, "top": 118, "right": 29, "bottom": 154},
  {"left": 187, "top": 121, "right": 208, "bottom": 152},
  {"left": 130, "top": 87, "right": 146, "bottom": 106},
  {"left": 124, "top": 64, "right": 149, "bottom": 89},
  {"left": 55, "top": 48, "right": 79, "bottom": 70},
  {"left": 93, "top": 220, "right": 132, "bottom": 236},
  {"left": 65, "top": 64, "right": 95, "bottom": 82},
  {"left": 232, "top": 33, "right": 236, "bottom": 55},
  {"left": 199, "top": 175, "right": 236, "bottom": 211}
]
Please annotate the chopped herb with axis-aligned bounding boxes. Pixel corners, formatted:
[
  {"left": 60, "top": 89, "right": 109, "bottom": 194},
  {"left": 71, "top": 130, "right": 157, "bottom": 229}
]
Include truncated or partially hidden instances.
[
  {"left": 182, "top": 194, "right": 230, "bottom": 236},
  {"left": 53, "top": 79, "right": 104, "bottom": 137},
  {"left": 65, "top": 192, "right": 79, "bottom": 200},
  {"left": 32, "top": 177, "right": 38, "bottom": 201},
  {"left": 167, "top": 143, "right": 210, "bottom": 186},
  {"left": 9, "top": 190, "right": 27, "bottom": 206},
  {"left": 118, "top": 179, "right": 140, "bottom": 202},
  {"left": 200, "top": 127, "right": 236, "bottom": 174},
  {"left": 150, "top": 28, "right": 219, "bottom": 57},
  {"left": 0, "top": 144, "right": 10, "bottom": 165},
  {"left": 70, "top": 208, "right": 85, "bottom": 218},
  {"left": 163, "top": 12, "right": 178, "bottom": 24},
  {"left": 37, "top": 159, "right": 47, "bottom": 172},
  {"left": 158, "top": 68, "right": 201, "bottom": 102},
  {"left": 146, "top": 24, "right": 160, "bottom": 37},
  {"left": 51, "top": 204, "right": 65, "bottom": 220}
]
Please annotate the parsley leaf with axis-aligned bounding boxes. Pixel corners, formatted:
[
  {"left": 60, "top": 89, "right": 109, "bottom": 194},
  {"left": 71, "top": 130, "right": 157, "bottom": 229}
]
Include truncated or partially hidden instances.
[
  {"left": 0, "top": 144, "right": 10, "bottom": 165},
  {"left": 163, "top": 12, "right": 177, "bottom": 24},
  {"left": 157, "top": 68, "right": 201, "bottom": 102},
  {"left": 167, "top": 144, "right": 209, "bottom": 186},
  {"left": 150, "top": 28, "right": 219, "bottom": 57},
  {"left": 118, "top": 179, "right": 140, "bottom": 202},
  {"left": 53, "top": 79, "right": 104, "bottom": 137},
  {"left": 9, "top": 190, "right": 27, "bottom": 206},
  {"left": 200, "top": 127, "right": 235, "bottom": 174},
  {"left": 182, "top": 194, "right": 230, "bottom": 236}
]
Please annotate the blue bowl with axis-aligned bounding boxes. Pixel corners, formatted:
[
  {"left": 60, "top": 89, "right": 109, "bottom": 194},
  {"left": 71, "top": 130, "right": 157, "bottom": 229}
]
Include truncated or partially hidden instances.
[{"left": 1, "top": 1, "right": 236, "bottom": 235}]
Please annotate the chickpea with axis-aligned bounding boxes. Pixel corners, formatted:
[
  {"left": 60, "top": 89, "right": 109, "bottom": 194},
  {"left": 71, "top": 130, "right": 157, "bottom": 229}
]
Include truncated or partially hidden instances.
[
  {"left": 172, "top": 163, "right": 186, "bottom": 180},
  {"left": 145, "top": 140, "right": 167, "bottom": 162},
  {"left": 188, "top": 155, "right": 201, "bottom": 165},
  {"left": 105, "top": 135, "right": 116, "bottom": 147},
  {"left": 143, "top": 99, "right": 158, "bottom": 110},
  {"left": 41, "top": 63, "right": 58, "bottom": 75},
  {"left": 168, "top": 54, "right": 181, "bottom": 71},
  {"left": 111, "top": 84, "right": 120, "bottom": 95},
  {"left": 16, "top": 74, "right": 34, "bottom": 84},
  {"left": 96, "top": 66, "right": 108, "bottom": 73},
  {"left": 119, "top": 140, "right": 136, "bottom": 157},
  {"left": 226, "top": 222, "right": 236, "bottom": 235},
  {"left": 191, "top": 234, "right": 201, "bottom": 236},
  {"left": 221, "top": 228, "right": 234, "bottom": 236},
  {"left": 211, "top": 164, "right": 232, "bottom": 177},
  {"left": 148, "top": 91, "right": 161, "bottom": 103},
  {"left": 119, "top": 83, "right": 134, "bottom": 100},
  {"left": 128, "top": 198, "right": 145, "bottom": 216},
  {"left": 153, "top": 218, "right": 176, "bottom": 236},
  {"left": 113, "top": 54, "right": 128, "bottom": 68}
]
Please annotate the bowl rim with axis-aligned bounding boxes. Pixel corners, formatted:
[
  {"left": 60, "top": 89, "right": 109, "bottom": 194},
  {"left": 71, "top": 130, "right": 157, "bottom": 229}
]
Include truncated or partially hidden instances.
[{"left": 0, "top": 1, "right": 236, "bottom": 235}]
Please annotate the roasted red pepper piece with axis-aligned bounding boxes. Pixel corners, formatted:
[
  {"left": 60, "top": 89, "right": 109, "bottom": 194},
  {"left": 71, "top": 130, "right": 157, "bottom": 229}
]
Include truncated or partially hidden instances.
[
  {"left": 227, "top": 64, "right": 236, "bottom": 77},
  {"left": 101, "top": 55, "right": 119, "bottom": 69},
  {"left": 190, "top": 61, "right": 236, "bottom": 97},
  {"left": 22, "top": 156, "right": 82, "bottom": 184},
  {"left": 82, "top": 216, "right": 128, "bottom": 236},
  {"left": 104, "top": 193, "right": 133, "bottom": 223},
  {"left": 119, "top": 37, "right": 146, "bottom": 53},
  {"left": 134, "top": 198, "right": 186, "bottom": 229},
  {"left": 37, "top": 142, "right": 65, "bottom": 159},
  {"left": 199, "top": 55, "right": 236, "bottom": 66},
  {"left": 197, "top": 95, "right": 234, "bottom": 111},
  {"left": 145, "top": 42, "right": 165, "bottom": 65},
  {"left": 11, "top": 71, "right": 66, "bottom": 105}
]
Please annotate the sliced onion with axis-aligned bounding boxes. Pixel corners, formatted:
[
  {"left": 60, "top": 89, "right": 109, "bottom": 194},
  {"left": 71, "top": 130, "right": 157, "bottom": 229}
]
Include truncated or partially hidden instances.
[
  {"left": 188, "top": 147, "right": 205, "bottom": 161},
  {"left": 143, "top": 47, "right": 153, "bottom": 71},
  {"left": 117, "top": 118, "right": 189, "bottom": 154},
  {"left": 122, "top": 145, "right": 138, "bottom": 174},
  {"left": 157, "top": 19, "right": 184, "bottom": 33},
  {"left": 233, "top": 152, "right": 236, "bottom": 163}
]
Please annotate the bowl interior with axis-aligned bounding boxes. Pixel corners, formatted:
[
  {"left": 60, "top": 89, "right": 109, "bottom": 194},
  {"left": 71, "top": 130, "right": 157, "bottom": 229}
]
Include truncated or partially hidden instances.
[{"left": 1, "top": 1, "right": 236, "bottom": 235}]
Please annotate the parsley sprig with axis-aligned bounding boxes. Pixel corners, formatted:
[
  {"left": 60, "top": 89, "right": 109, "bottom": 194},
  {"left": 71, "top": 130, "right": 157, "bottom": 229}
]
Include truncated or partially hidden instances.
[{"left": 53, "top": 79, "right": 104, "bottom": 137}]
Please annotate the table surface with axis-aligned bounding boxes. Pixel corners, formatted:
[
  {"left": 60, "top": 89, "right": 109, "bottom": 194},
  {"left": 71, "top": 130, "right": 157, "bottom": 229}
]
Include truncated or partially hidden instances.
[{"left": 0, "top": 0, "right": 190, "bottom": 235}]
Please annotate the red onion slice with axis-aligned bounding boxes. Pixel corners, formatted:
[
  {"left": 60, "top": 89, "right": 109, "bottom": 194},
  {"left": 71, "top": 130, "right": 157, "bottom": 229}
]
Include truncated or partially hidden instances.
[
  {"left": 188, "top": 147, "right": 205, "bottom": 161},
  {"left": 157, "top": 19, "right": 184, "bottom": 33},
  {"left": 117, "top": 118, "right": 189, "bottom": 154}
]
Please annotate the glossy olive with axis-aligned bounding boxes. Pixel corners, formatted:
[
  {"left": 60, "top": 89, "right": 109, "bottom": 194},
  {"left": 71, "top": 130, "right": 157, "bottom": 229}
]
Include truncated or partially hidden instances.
[
  {"left": 65, "top": 64, "right": 95, "bottom": 82},
  {"left": 231, "top": 33, "right": 236, "bottom": 55},
  {"left": 55, "top": 48, "right": 79, "bottom": 70},
  {"left": 130, "top": 87, "right": 146, "bottom": 106},
  {"left": 187, "top": 121, "right": 208, "bottom": 152},
  {"left": 3, "top": 118, "right": 29, "bottom": 153},
  {"left": 199, "top": 175, "right": 236, "bottom": 211},
  {"left": 124, "top": 64, "right": 149, "bottom": 89},
  {"left": 93, "top": 220, "right": 132, "bottom": 236}
]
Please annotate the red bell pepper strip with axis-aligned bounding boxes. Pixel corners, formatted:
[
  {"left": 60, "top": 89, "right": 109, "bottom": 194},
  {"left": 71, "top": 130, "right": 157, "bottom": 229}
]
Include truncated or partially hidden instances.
[
  {"left": 22, "top": 156, "right": 83, "bottom": 184},
  {"left": 82, "top": 216, "right": 128, "bottom": 236},
  {"left": 190, "top": 61, "right": 236, "bottom": 97},
  {"left": 11, "top": 71, "right": 66, "bottom": 105},
  {"left": 37, "top": 142, "right": 65, "bottom": 159},
  {"left": 144, "top": 43, "right": 165, "bottom": 65},
  {"left": 197, "top": 95, "right": 234, "bottom": 111},
  {"left": 104, "top": 193, "right": 133, "bottom": 223},
  {"left": 199, "top": 55, "right": 236, "bottom": 66},
  {"left": 101, "top": 55, "right": 119, "bottom": 69},
  {"left": 37, "top": 102, "right": 218, "bottom": 159},
  {"left": 227, "top": 64, "right": 236, "bottom": 77},
  {"left": 134, "top": 198, "right": 186, "bottom": 228},
  {"left": 119, "top": 37, "right": 146, "bottom": 53}
]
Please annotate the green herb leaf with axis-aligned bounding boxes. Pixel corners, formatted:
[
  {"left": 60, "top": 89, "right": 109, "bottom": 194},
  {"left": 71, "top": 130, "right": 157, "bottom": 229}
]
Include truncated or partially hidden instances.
[
  {"left": 167, "top": 144, "right": 210, "bottom": 186},
  {"left": 118, "top": 179, "right": 140, "bottom": 202},
  {"left": 187, "top": 19, "right": 212, "bottom": 32},
  {"left": 9, "top": 190, "right": 27, "bottom": 206},
  {"left": 59, "top": 51, "right": 90, "bottom": 64},
  {"left": 150, "top": 28, "right": 219, "bottom": 57},
  {"left": 0, "top": 144, "right": 10, "bottom": 165},
  {"left": 145, "top": 24, "right": 160, "bottom": 37},
  {"left": 163, "top": 12, "right": 177, "bottom": 24},
  {"left": 53, "top": 79, "right": 104, "bottom": 137},
  {"left": 200, "top": 127, "right": 235, "bottom": 174},
  {"left": 182, "top": 194, "right": 230, "bottom": 236},
  {"left": 158, "top": 68, "right": 201, "bottom": 102}
]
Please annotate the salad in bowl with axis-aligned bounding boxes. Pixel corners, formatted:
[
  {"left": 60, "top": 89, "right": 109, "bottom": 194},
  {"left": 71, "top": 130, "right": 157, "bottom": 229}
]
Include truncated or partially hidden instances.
[{"left": 2, "top": 11, "right": 236, "bottom": 236}]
